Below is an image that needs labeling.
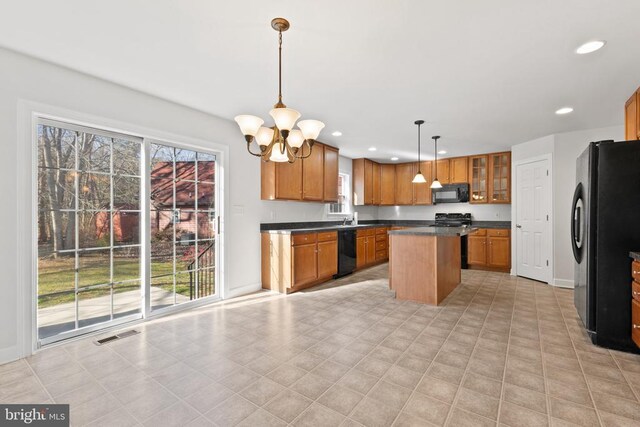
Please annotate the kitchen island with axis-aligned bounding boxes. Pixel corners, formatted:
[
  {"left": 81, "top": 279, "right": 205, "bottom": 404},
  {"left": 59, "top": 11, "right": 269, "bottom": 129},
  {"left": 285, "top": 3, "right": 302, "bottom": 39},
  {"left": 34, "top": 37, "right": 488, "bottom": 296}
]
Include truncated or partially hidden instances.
[{"left": 388, "top": 226, "right": 476, "bottom": 305}]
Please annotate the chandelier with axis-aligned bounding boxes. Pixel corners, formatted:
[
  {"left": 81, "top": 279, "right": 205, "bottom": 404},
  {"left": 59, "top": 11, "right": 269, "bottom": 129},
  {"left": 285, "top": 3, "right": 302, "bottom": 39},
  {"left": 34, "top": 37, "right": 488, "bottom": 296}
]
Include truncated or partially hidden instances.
[{"left": 234, "top": 18, "right": 325, "bottom": 163}]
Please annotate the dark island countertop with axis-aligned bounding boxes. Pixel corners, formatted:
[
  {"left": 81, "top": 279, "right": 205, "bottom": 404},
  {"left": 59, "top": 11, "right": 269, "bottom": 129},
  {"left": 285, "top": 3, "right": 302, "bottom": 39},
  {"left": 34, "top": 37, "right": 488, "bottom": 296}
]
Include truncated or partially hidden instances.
[
  {"left": 630, "top": 252, "right": 640, "bottom": 261},
  {"left": 388, "top": 226, "right": 478, "bottom": 237}
]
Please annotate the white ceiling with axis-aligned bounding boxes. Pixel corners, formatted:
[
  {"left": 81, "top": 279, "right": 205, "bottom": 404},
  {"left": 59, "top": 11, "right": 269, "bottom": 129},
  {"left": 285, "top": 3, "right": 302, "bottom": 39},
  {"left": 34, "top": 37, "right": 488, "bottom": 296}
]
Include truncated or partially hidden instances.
[{"left": 1, "top": 0, "right": 639, "bottom": 161}]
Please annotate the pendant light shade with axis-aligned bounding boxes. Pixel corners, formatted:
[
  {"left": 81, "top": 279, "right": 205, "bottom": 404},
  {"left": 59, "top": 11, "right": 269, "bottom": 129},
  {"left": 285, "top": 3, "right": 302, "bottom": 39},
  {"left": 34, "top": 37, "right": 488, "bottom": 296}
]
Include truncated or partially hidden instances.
[
  {"left": 234, "top": 115, "right": 264, "bottom": 137},
  {"left": 297, "top": 120, "right": 325, "bottom": 140},
  {"left": 256, "top": 126, "right": 275, "bottom": 147},
  {"left": 412, "top": 172, "right": 427, "bottom": 183},
  {"left": 412, "top": 120, "right": 426, "bottom": 184},
  {"left": 431, "top": 135, "right": 443, "bottom": 189},
  {"left": 269, "top": 107, "right": 301, "bottom": 132},
  {"left": 269, "top": 142, "right": 289, "bottom": 162},
  {"left": 287, "top": 129, "right": 305, "bottom": 148}
]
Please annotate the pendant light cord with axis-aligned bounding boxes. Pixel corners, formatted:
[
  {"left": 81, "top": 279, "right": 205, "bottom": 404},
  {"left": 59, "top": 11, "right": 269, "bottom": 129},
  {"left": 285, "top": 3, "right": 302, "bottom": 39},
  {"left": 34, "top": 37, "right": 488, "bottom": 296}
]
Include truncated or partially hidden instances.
[
  {"left": 417, "top": 123, "right": 421, "bottom": 167},
  {"left": 434, "top": 137, "right": 438, "bottom": 180}
]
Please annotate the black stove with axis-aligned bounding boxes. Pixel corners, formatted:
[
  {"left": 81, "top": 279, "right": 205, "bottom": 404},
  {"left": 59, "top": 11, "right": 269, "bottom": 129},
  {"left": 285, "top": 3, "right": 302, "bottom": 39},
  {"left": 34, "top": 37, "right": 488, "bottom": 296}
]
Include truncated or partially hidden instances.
[
  {"left": 432, "top": 213, "right": 471, "bottom": 269},
  {"left": 433, "top": 213, "right": 472, "bottom": 228}
]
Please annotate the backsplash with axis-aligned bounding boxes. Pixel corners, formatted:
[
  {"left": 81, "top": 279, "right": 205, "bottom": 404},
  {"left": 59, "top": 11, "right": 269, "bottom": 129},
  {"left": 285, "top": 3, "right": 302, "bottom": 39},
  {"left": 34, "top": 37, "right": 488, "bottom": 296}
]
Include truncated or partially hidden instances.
[
  {"left": 377, "top": 203, "right": 512, "bottom": 221},
  {"left": 260, "top": 200, "right": 378, "bottom": 223}
]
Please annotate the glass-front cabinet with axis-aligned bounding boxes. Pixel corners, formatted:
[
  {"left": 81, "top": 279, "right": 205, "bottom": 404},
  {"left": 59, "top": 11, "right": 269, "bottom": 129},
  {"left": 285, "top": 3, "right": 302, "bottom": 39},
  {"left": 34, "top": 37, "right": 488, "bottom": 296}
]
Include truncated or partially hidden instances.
[
  {"left": 489, "top": 152, "right": 511, "bottom": 203},
  {"left": 469, "top": 155, "right": 488, "bottom": 203}
]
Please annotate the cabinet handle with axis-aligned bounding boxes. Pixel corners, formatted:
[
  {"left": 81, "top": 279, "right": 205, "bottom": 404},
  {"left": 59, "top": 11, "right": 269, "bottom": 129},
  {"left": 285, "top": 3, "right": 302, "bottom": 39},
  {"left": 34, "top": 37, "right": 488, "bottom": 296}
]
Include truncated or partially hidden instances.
[
  {"left": 634, "top": 324, "right": 640, "bottom": 329},
  {"left": 634, "top": 291, "right": 639, "bottom": 296}
]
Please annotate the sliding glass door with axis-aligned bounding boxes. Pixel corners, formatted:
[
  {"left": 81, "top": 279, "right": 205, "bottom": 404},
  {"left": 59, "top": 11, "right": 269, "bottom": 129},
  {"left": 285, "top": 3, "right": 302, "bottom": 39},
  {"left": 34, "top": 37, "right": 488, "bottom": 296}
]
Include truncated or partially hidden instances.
[{"left": 36, "top": 118, "right": 220, "bottom": 346}]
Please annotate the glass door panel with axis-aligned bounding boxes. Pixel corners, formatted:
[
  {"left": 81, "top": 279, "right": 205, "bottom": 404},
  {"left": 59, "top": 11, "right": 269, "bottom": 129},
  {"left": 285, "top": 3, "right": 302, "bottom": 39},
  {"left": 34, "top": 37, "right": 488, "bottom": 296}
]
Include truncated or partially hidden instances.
[{"left": 37, "top": 120, "right": 143, "bottom": 344}]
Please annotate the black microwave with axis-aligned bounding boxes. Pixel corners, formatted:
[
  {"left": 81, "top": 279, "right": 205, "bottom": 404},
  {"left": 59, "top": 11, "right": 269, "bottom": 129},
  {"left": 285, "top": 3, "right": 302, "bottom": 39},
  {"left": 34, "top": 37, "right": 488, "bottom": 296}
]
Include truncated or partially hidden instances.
[{"left": 432, "top": 183, "right": 470, "bottom": 204}]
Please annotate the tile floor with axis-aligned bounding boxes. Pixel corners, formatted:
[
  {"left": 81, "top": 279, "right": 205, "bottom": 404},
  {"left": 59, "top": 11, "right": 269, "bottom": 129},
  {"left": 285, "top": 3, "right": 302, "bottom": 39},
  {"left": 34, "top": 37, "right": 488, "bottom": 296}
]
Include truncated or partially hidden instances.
[{"left": 2, "top": 264, "right": 640, "bottom": 426}]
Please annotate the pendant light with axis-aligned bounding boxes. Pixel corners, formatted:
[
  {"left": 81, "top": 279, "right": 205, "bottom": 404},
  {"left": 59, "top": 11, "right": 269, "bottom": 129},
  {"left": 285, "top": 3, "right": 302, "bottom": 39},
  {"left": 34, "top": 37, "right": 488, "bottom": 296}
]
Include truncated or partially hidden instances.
[
  {"left": 412, "top": 120, "right": 427, "bottom": 183},
  {"left": 234, "top": 18, "right": 325, "bottom": 163},
  {"left": 431, "top": 136, "right": 443, "bottom": 189}
]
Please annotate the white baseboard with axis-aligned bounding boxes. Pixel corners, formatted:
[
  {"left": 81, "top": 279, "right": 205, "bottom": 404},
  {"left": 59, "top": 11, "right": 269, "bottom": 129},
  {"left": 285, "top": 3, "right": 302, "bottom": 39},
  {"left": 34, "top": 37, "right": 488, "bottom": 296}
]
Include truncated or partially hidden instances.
[
  {"left": 225, "top": 282, "right": 263, "bottom": 299},
  {"left": 553, "top": 278, "right": 574, "bottom": 289}
]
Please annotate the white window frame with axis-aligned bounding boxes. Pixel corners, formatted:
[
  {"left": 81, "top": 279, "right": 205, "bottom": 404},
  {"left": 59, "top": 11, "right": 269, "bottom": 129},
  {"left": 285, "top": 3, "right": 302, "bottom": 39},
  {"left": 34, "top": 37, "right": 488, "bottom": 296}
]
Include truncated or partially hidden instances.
[
  {"left": 328, "top": 172, "right": 351, "bottom": 215},
  {"left": 17, "top": 100, "right": 229, "bottom": 356}
]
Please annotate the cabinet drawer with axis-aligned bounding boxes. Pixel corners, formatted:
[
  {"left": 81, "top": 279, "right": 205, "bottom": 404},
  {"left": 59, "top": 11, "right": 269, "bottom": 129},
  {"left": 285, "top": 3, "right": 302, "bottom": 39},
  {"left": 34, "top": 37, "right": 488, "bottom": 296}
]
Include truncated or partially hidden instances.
[
  {"left": 633, "top": 261, "right": 640, "bottom": 283},
  {"left": 375, "top": 240, "right": 387, "bottom": 251},
  {"left": 317, "top": 231, "right": 337, "bottom": 242},
  {"left": 471, "top": 228, "right": 487, "bottom": 236},
  {"left": 633, "top": 299, "right": 640, "bottom": 348},
  {"left": 633, "top": 281, "right": 640, "bottom": 302},
  {"left": 376, "top": 250, "right": 388, "bottom": 261},
  {"left": 375, "top": 227, "right": 388, "bottom": 235},
  {"left": 292, "top": 233, "right": 317, "bottom": 246},
  {"left": 487, "top": 229, "right": 509, "bottom": 237},
  {"left": 376, "top": 233, "right": 387, "bottom": 242}
]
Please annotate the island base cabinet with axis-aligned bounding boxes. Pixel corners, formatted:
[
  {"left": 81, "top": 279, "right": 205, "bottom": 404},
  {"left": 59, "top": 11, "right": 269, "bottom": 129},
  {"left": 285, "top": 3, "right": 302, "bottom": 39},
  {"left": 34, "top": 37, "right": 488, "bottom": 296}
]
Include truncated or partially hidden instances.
[{"left": 262, "top": 231, "right": 338, "bottom": 293}]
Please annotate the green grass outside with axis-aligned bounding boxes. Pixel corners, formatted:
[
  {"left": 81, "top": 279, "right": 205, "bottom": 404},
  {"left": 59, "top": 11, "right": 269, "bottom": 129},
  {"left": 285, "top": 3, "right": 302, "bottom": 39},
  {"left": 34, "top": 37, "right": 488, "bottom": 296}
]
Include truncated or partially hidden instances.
[{"left": 37, "top": 256, "right": 202, "bottom": 308}]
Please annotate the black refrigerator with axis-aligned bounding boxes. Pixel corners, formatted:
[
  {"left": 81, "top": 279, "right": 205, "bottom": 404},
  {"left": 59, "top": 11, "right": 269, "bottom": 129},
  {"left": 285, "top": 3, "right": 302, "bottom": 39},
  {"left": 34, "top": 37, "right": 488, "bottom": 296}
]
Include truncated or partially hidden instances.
[{"left": 572, "top": 139, "right": 640, "bottom": 352}]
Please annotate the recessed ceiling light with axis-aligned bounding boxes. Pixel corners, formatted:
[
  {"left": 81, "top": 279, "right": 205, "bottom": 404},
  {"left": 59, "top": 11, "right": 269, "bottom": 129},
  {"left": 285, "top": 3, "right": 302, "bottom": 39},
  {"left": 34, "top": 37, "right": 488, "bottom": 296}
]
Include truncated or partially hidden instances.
[
  {"left": 331, "top": 131, "right": 342, "bottom": 137},
  {"left": 391, "top": 157, "right": 399, "bottom": 161},
  {"left": 555, "top": 107, "right": 574, "bottom": 115},
  {"left": 576, "top": 40, "right": 606, "bottom": 55},
  {"left": 368, "top": 147, "right": 377, "bottom": 151},
  {"left": 438, "top": 150, "right": 447, "bottom": 155}
]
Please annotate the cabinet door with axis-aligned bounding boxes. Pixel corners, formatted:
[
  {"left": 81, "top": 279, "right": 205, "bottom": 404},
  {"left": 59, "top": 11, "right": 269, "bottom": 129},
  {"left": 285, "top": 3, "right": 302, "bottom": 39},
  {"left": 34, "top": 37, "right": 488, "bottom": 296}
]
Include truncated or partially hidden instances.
[
  {"left": 450, "top": 157, "right": 469, "bottom": 184},
  {"left": 276, "top": 161, "right": 303, "bottom": 200},
  {"left": 372, "top": 162, "right": 381, "bottom": 205},
  {"left": 435, "top": 159, "right": 450, "bottom": 184},
  {"left": 302, "top": 144, "right": 324, "bottom": 201},
  {"left": 366, "top": 236, "right": 376, "bottom": 264},
  {"left": 395, "top": 163, "right": 415, "bottom": 205},
  {"left": 380, "top": 164, "right": 396, "bottom": 205},
  {"left": 633, "top": 299, "right": 640, "bottom": 348},
  {"left": 626, "top": 91, "right": 639, "bottom": 141},
  {"left": 414, "top": 161, "right": 432, "bottom": 205},
  {"left": 317, "top": 240, "right": 338, "bottom": 278},
  {"left": 467, "top": 236, "right": 487, "bottom": 265},
  {"left": 489, "top": 152, "right": 511, "bottom": 203},
  {"left": 292, "top": 243, "right": 317, "bottom": 286},
  {"left": 356, "top": 237, "right": 366, "bottom": 268},
  {"left": 323, "top": 145, "right": 339, "bottom": 202},
  {"left": 487, "top": 236, "right": 510, "bottom": 268},
  {"left": 364, "top": 159, "right": 374, "bottom": 204},
  {"left": 469, "top": 155, "right": 488, "bottom": 203}
]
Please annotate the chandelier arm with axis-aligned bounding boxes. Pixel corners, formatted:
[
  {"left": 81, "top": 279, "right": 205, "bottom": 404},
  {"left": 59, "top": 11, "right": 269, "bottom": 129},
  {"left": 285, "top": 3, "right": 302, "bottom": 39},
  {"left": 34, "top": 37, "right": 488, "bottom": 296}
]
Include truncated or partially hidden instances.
[{"left": 246, "top": 141, "right": 264, "bottom": 157}]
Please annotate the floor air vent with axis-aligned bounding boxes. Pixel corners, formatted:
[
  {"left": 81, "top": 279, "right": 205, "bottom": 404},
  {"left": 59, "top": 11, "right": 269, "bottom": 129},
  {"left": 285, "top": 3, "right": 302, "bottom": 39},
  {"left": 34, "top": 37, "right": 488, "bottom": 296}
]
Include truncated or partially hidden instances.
[{"left": 95, "top": 329, "right": 140, "bottom": 345}]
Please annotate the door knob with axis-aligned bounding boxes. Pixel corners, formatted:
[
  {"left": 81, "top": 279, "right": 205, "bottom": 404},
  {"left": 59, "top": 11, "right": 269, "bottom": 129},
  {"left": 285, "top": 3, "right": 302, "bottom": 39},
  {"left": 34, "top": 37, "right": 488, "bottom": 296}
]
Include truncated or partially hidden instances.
[{"left": 516, "top": 224, "right": 522, "bottom": 228}]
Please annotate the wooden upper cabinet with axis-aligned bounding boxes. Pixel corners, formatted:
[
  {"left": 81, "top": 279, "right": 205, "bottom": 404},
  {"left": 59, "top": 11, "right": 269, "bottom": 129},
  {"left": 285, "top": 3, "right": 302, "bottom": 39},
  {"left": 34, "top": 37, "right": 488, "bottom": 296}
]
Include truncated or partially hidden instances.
[
  {"left": 435, "top": 159, "right": 450, "bottom": 185},
  {"left": 352, "top": 158, "right": 376, "bottom": 205},
  {"left": 261, "top": 143, "right": 339, "bottom": 202},
  {"left": 469, "top": 155, "right": 488, "bottom": 204},
  {"left": 323, "top": 145, "right": 339, "bottom": 202},
  {"left": 626, "top": 89, "right": 639, "bottom": 141},
  {"left": 276, "top": 161, "right": 303, "bottom": 200},
  {"left": 489, "top": 152, "right": 511, "bottom": 204},
  {"left": 380, "top": 164, "right": 396, "bottom": 205},
  {"left": 395, "top": 163, "right": 415, "bottom": 205},
  {"left": 450, "top": 157, "right": 469, "bottom": 184},
  {"left": 364, "top": 159, "right": 374, "bottom": 204},
  {"left": 372, "top": 162, "right": 381, "bottom": 205},
  {"left": 302, "top": 143, "right": 324, "bottom": 201},
  {"left": 414, "top": 161, "right": 432, "bottom": 205}
]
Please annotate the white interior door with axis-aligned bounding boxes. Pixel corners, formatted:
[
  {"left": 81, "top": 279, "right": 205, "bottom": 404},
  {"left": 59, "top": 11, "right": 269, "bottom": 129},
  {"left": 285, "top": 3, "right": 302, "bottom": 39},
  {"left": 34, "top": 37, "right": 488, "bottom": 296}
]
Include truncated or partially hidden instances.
[{"left": 516, "top": 158, "right": 551, "bottom": 283}]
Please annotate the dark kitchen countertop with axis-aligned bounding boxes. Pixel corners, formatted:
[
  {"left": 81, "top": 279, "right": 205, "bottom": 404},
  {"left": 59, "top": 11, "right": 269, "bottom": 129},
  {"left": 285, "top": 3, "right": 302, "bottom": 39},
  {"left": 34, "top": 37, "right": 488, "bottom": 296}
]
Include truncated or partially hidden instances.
[
  {"left": 260, "top": 219, "right": 510, "bottom": 234},
  {"left": 630, "top": 252, "right": 640, "bottom": 261},
  {"left": 388, "top": 226, "right": 478, "bottom": 237}
]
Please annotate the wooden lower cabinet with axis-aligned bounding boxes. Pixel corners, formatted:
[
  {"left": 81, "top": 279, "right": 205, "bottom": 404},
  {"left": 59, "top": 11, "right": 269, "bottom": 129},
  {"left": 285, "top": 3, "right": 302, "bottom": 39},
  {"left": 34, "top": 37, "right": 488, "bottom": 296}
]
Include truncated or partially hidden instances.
[
  {"left": 357, "top": 228, "right": 388, "bottom": 268},
  {"left": 292, "top": 243, "right": 318, "bottom": 286},
  {"left": 467, "top": 228, "right": 510, "bottom": 271},
  {"left": 356, "top": 236, "right": 366, "bottom": 269},
  {"left": 632, "top": 299, "right": 640, "bottom": 348},
  {"left": 262, "top": 231, "right": 337, "bottom": 293}
]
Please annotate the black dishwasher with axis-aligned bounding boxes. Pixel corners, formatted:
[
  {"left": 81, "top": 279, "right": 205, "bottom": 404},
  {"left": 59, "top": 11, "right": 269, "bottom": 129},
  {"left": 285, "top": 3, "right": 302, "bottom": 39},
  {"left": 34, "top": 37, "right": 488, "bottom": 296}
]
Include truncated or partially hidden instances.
[{"left": 336, "top": 229, "right": 357, "bottom": 278}]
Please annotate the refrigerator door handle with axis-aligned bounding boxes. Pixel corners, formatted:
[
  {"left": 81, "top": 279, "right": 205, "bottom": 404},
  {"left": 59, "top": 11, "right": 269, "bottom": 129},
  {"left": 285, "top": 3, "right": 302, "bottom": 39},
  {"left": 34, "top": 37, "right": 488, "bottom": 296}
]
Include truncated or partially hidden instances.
[{"left": 571, "top": 183, "right": 584, "bottom": 263}]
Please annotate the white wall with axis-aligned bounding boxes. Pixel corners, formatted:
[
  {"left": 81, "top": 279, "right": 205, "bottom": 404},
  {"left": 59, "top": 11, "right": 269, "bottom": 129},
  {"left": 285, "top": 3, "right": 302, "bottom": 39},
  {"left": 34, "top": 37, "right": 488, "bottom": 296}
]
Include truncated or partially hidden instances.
[
  {"left": 0, "top": 47, "right": 262, "bottom": 363},
  {"left": 377, "top": 204, "right": 511, "bottom": 221},
  {"left": 510, "top": 126, "right": 623, "bottom": 288}
]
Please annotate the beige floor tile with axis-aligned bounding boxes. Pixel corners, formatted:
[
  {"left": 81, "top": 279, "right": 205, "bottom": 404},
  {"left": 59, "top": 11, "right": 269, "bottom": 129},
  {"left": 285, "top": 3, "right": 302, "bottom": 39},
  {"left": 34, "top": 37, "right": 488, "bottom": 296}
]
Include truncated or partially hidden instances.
[
  {"left": 292, "top": 403, "right": 345, "bottom": 427},
  {"left": 264, "top": 389, "right": 313, "bottom": 423},
  {"left": 206, "top": 394, "right": 258, "bottom": 426},
  {"left": 350, "top": 397, "right": 400, "bottom": 427},
  {"left": 415, "top": 375, "right": 458, "bottom": 404},
  {"left": 239, "top": 376, "right": 286, "bottom": 406},
  {"left": 499, "top": 401, "right": 549, "bottom": 427},
  {"left": 455, "top": 388, "right": 500, "bottom": 420},
  {"left": 338, "top": 369, "right": 380, "bottom": 395},
  {"left": 503, "top": 383, "right": 548, "bottom": 415},
  {"left": 403, "top": 392, "right": 451, "bottom": 425},
  {"left": 237, "top": 409, "right": 287, "bottom": 427},
  {"left": 318, "top": 384, "right": 364, "bottom": 416},
  {"left": 142, "top": 401, "right": 200, "bottom": 427},
  {"left": 549, "top": 397, "right": 599, "bottom": 427}
]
